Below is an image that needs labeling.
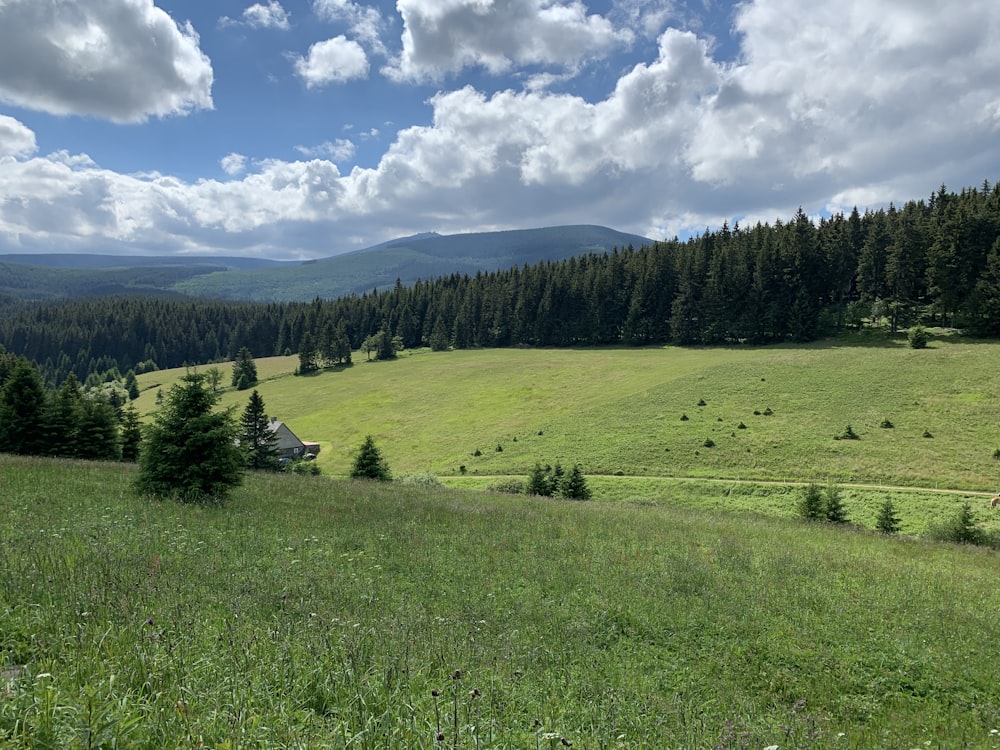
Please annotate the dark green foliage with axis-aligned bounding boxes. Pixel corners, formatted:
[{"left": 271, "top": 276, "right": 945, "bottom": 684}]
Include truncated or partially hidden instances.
[
  {"left": 560, "top": 464, "right": 591, "bottom": 500},
  {"left": 923, "top": 429, "right": 933, "bottom": 438},
  {"left": 908, "top": 325, "right": 930, "bottom": 349},
  {"left": 880, "top": 419, "right": 894, "bottom": 429},
  {"left": 926, "top": 502, "right": 986, "bottom": 545},
  {"left": 838, "top": 424, "right": 859, "bottom": 440},
  {"left": 527, "top": 463, "right": 551, "bottom": 496},
  {"left": 680, "top": 413, "right": 689, "bottom": 421},
  {"left": 737, "top": 422, "right": 747, "bottom": 429},
  {"left": 487, "top": 477, "right": 525, "bottom": 494},
  {"left": 240, "top": 390, "right": 281, "bottom": 471},
  {"left": 824, "top": 484, "right": 849, "bottom": 524},
  {"left": 697, "top": 399, "right": 706, "bottom": 406},
  {"left": 703, "top": 438, "right": 715, "bottom": 448},
  {"left": 232, "top": 347, "right": 258, "bottom": 389},
  {"left": 120, "top": 402, "right": 142, "bottom": 462},
  {"left": 135, "top": 373, "right": 244, "bottom": 503},
  {"left": 76, "top": 396, "right": 121, "bottom": 461},
  {"left": 0, "top": 358, "right": 49, "bottom": 456},
  {"left": 350, "top": 435, "right": 391, "bottom": 481},
  {"left": 797, "top": 484, "right": 826, "bottom": 521},
  {"left": 124, "top": 370, "right": 140, "bottom": 400},
  {"left": 297, "top": 332, "right": 318, "bottom": 373},
  {"left": 875, "top": 500, "right": 901, "bottom": 535}
]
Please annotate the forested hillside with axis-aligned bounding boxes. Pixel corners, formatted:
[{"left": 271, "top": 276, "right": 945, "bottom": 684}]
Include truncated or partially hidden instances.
[{"left": 2, "top": 181, "right": 999, "bottom": 386}]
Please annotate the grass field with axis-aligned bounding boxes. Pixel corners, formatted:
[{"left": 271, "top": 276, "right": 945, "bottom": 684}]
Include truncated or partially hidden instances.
[
  {"left": 4, "top": 455, "right": 1000, "bottom": 748},
  {"left": 136, "top": 332, "right": 1000, "bottom": 499}
]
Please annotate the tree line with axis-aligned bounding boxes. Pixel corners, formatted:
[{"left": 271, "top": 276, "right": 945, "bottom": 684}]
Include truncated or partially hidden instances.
[{"left": 2, "top": 181, "right": 999, "bottom": 387}]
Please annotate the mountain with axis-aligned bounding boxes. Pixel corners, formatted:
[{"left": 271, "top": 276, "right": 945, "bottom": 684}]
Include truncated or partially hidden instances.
[
  {"left": 173, "top": 225, "right": 653, "bottom": 302},
  {"left": 0, "top": 254, "right": 297, "bottom": 301}
]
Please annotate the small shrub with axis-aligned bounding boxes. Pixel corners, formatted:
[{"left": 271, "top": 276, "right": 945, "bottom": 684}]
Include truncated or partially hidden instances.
[
  {"left": 923, "top": 429, "right": 933, "bottom": 438},
  {"left": 880, "top": 419, "right": 894, "bottom": 429},
  {"left": 399, "top": 472, "right": 442, "bottom": 487},
  {"left": 753, "top": 410, "right": 761, "bottom": 415},
  {"left": 487, "top": 478, "right": 524, "bottom": 495},
  {"left": 680, "top": 413, "right": 689, "bottom": 421},
  {"left": 908, "top": 325, "right": 930, "bottom": 349},
  {"left": 837, "top": 424, "right": 859, "bottom": 440},
  {"left": 697, "top": 398, "right": 707, "bottom": 406},
  {"left": 703, "top": 438, "right": 715, "bottom": 448},
  {"left": 762, "top": 407, "right": 774, "bottom": 416},
  {"left": 875, "top": 500, "right": 901, "bottom": 534},
  {"left": 993, "top": 448, "right": 1000, "bottom": 460},
  {"left": 824, "top": 484, "right": 849, "bottom": 524},
  {"left": 473, "top": 448, "right": 482, "bottom": 457},
  {"left": 496, "top": 444, "right": 504, "bottom": 452},
  {"left": 797, "top": 484, "right": 825, "bottom": 520},
  {"left": 737, "top": 422, "right": 747, "bottom": 429},
  {"left": 925, "top": 502, "right": 986, "bottom": 545}
]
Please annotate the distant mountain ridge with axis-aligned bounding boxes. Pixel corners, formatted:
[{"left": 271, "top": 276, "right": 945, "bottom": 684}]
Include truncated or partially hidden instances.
[
  {"left": 174, "top": 225, "right": 654, "bottom": 302},
  {"left": 0, "top": 225, "right": 653, "bottom": 303}
]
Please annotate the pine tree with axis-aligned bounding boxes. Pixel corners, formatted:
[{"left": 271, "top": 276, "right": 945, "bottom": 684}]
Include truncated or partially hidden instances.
[
  {"left": 527, "top": 463, "right": 552, "bottom": 496},
  {"left": 135, "top": 373, "right": 243, "bottom": 502},
  {"left": 824, "top": 483, "right": 849, "bottom": 524},
  {"left": 560, "top": 464, "right": 592, "bottom": 500},
  {"left": 875, "top": 499, "right": 900, "bottom": 534},
  {"left": 350, "top": 435, "right": 391, "bottom": 481},
  {"left": 120, "top": 402, "right": 142, "bottom": 462},
  {"left": 240, "top": 390, "right": 281, "bottom": 471},
  {"left": 124, "top": 370, "right": 140, "bottom": 400},
  {"left": 231, "top": 347, "right": 258, "bottom": 389},
  {"left": 298, "top": 333, "right": 318, "bottom": 373},
  {"left": 797, "top": 483, "right": 826, "bottom": 520},
  {"left": 0, "top": 358, "right": 49, "bottom": 456}
]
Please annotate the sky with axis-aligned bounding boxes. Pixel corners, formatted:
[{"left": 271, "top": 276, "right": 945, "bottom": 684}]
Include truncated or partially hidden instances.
[{"left": 0, "top": 1, "right": 999, "bottom": 261}]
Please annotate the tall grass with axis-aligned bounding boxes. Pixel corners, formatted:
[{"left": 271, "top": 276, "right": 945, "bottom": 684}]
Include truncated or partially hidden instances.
[{"left": 3, "top": 455, "right": 1000, "bottom": 747}]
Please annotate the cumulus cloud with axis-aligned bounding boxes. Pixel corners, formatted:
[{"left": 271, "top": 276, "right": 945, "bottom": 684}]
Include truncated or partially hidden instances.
[
  {"left": 2, "top": 0, "right": 1000, "bottom": 258},
  {"left": 293, "top": 36, "right": 370, "bottom": 86},
  {"left": 295, "top": 139, "right": 357, "bottom": 162},
  {"left": 0, "top": 0, "right": 213, "bottom": 123},
  {"left": 220, "top": 153, "right": 248, "bottom": 176},
  {"left": 386, "top": 0, "right": 631, "bottom": 81},
  {"left": 313, "top": 0, "right": 387, "bottom": 52},
  {"left": 0, "top": 115, "right": 37, "bottom": 158},
  {"left": 222, "top": 1, "right": 291, "bottom": 30}
]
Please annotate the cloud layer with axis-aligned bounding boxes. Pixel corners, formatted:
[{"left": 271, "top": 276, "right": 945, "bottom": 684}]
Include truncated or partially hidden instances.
[
  {"left": 0, "top": 0, "right": 999, "bottom": 259},
  {"left": 0, "top": 0, "right": 213, "bottom": 123}
]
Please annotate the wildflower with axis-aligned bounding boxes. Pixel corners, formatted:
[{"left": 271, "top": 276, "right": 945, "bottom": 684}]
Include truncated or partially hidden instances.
[{"left": 145, "top": 617, "right": 154, "bottom": 625}]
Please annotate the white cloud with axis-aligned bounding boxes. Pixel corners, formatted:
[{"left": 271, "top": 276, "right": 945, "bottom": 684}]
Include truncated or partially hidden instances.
[
  {"left": 2, "top": 0, "right": 1000, "bottom": 259},
  {"left": 0, "top": 0, "right": 213, "bottom": 123},
  {"left": 386, "top": 0, "right": 631, "bottom": 81},
  {"left": 241, "top": 2, "right": 291, "bottom": 30},
  {"left": 313, "top": 0, "right": 387, "bottom": 52},
  {"left": 0, "top": 115, "right": 37, "bottom": 158},
  {"left": 293, "top": 36, "right": 370, "bottom": 86},
  {"left": 295, "top": 140, "right": 357, "bottom": 163},
  {"left": 221, "top": 153, "right": 248, "bottom": 176}
]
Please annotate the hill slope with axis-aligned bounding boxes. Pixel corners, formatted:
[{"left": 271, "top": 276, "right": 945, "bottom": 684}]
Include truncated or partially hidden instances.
[{"left": 172, "top": 224, "right": 653, "bottom": 301}]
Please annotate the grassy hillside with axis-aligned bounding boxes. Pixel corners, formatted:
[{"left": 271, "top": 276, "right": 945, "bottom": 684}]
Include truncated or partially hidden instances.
[
  {"left": 136, "top": 333, "right": 1000, "bottom": 493},
  {"left": 3, "top": 455, "right": 1000, "bottom": 748},
  {"left": 172, "top": 225, "right": 652, "bottom": 302}
]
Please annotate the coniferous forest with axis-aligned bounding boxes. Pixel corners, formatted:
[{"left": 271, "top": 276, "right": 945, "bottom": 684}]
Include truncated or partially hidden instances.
[{"left": 2, "top": 181, "right": 1000, "bottom": 388}]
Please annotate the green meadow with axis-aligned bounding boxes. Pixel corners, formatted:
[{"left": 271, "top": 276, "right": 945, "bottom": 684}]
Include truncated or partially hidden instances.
[
  {"left": 4, "top": 456, "right": 1000, "bottom": 748},
  {"left": 6, "top": 334, "right": 1000, "bottom": 747}
]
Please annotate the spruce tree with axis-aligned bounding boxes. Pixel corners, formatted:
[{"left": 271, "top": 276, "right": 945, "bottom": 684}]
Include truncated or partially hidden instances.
[
  {"left": 298, "top": 333, "right": 318, "bottom": 373},
  {"left": 0, "top": 358, "right": 49, "bottom": 456},
  {"left": 824, "top": 483, "right": 849, "bottom": 524},
  {"left": 44, "top": 373, "right": 84, "bottom": 457},
  {"left": 797, "top": 483, "right": 826, "bottom": 520},
  {"left": 77, "top": 397, "right": 121, "bottom": 461},
  {"left": 350, "top": 435, "right": 391, "bottom": 481},
  {"left": 560, "top": 464, "right": 592, "bottom": 500},
  {"left": 875, "top": 499, "right": 901, "bottom": 535},
  {"left": 240, "top": 390, "right": 281, "bottom": 471},
  {"left": 135, "top": 373, "right": 243, "bottom": 502},
  {"left": 527, "top": 463, "right": 551, "bottom": 496},
  {"left": 232, "top": 347, "right": 258, "bottom": 389},
  {"left": 120, "top": 402, "right": 142, "bottom": 462}
]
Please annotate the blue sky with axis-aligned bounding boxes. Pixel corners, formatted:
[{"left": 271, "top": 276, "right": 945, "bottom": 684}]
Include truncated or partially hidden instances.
[{"left": 1, "top": 0, "right": 999, "bottom": 260}]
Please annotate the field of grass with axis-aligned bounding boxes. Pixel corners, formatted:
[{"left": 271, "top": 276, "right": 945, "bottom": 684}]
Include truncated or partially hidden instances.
[
  {"left": 135, "top": 333, "right": 1000, "bottom": 495},
  {"left": 4, "top": 455, "right": 1000, "bottom": 748}
]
